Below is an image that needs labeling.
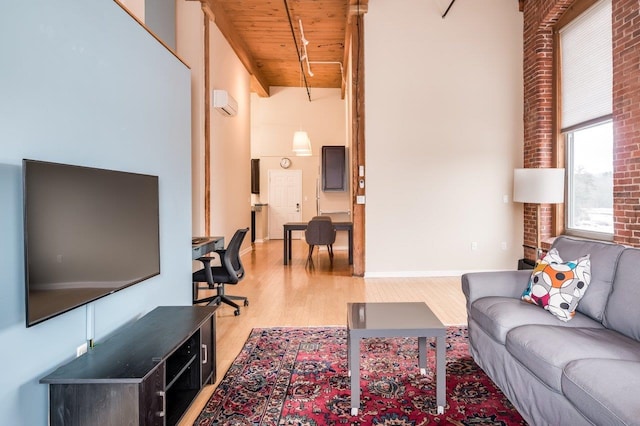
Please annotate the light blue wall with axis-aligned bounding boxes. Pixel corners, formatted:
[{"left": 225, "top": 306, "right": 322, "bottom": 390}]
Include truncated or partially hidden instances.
[{"left": 0, "top": 0, "right": 192, "bottom": 423}]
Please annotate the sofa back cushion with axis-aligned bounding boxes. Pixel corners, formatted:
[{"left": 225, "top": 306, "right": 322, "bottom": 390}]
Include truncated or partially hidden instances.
[
  {"left": 604, "top": 248, "right": 640, "bottom": 340},
  {"left": 550, "top": 236, "right": 624, "bottom": 322}
]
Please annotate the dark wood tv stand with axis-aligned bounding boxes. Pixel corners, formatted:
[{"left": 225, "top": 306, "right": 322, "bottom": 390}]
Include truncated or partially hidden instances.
[{"left": 40, "top": 306, "right": 217, "bottom": 426}]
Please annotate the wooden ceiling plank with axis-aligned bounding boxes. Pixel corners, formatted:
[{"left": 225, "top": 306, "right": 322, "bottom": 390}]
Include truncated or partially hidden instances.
[
  {"left": 204, "top": 0, "right": 270, "bottom": 96},
  {"left": 198, "top": 0, "right": 357, "bottom": 89}
]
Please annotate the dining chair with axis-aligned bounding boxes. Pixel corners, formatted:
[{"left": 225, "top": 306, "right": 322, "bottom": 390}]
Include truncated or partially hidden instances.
[{"left": 304, "top": 217, "right": 336, "bottom": 265}]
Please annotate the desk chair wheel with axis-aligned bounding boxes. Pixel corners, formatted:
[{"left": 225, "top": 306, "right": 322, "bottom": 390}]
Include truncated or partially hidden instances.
[
  {"left": 234, "top": 309, "right": 240, "bottom": 316},
  {"left": 244, "top": 300, "right": 249, "bottom": 307}
]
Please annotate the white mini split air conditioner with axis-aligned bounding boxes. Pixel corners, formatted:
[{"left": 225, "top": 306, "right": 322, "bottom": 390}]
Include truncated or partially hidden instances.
[{"left": 212, "top": 89, "right": 238, "bottom": 116}]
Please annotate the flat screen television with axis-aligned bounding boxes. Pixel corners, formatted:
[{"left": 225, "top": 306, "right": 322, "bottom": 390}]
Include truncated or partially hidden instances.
[{"left": 23, "top": 159, "right": 160, "bottom": 327}]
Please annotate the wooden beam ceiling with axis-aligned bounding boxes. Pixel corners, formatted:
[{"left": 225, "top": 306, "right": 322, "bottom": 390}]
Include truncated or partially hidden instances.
[
  {"left": 201, "top": 1, "right": 270, "bottom": 97},
  {"left": 201, "top": 0, "right": 369, "bottom": 96}
]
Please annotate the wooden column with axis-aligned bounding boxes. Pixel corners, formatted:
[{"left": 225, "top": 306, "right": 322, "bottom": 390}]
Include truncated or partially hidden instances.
[
  {"left": 203, "top": 7, "right": 212, "bottom": 235},
  {"left": 351, "top": 13, "right": 365, "bottom": 277}
]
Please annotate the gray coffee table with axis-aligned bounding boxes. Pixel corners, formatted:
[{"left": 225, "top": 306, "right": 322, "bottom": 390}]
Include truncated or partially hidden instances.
[{"left": 347, "top": 302, "right": 446, "bottom": 416}]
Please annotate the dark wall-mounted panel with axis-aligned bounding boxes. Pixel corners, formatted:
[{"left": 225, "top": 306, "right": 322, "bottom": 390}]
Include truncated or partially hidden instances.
[
  {"left": 322, "top": 146, "right": 347, "bottom": 192},
  {"left": 251, "top": 159, "right": 260, "bottom": 194}
]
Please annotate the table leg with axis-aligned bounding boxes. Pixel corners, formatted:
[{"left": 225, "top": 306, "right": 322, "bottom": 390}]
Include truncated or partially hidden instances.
[
  {"left": 283, "top": 228, "right": 294, "bottom": 265},
  {"left": 436, "top": 335, "right": 446, "bottom": 414},
  {"left": 283, "top": 228, "right": 288, "bottom": 265},
  {"left": 347, "top": 332, "right": 351, "bottom": 381},
  {"left": 349, "top": 334, "right": 360, "bottom": 415},
  {"left": 418, "top": 336, "right": 427, "bottom": 375}
]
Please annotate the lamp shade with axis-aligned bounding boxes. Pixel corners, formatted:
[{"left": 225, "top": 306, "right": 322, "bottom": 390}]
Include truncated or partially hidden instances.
[
  {"left": 292, "top": 130, "right": 312, "bottom": 156},
  {"left": 513, "top": 168, "right": 565, "bottom": 204}
]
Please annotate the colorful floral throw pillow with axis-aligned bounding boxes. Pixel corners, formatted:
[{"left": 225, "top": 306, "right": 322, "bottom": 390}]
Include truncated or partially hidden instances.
[{"left": 522, "top": 248, "right": 591, "bottom": 322}]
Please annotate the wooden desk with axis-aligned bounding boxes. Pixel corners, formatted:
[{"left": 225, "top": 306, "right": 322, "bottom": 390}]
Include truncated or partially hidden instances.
[
  {"left": 192, "top": 236, "right": 224, "bottom": 259},
  {"left": 283, "top": 221, "right": 353, "bottom": 265}
]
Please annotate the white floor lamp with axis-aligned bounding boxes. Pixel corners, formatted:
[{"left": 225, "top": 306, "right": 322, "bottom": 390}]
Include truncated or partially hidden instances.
[{"left": 513, "top": 168, "right": 565, "bottom": 258}]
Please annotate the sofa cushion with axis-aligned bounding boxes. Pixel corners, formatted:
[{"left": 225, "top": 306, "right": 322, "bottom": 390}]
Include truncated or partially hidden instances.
[
  {"left": 550, "top": 236, "right": 624, "bottom": 322},
  {"left": 505, "top": 325, "right": 640, "bottom": 392},
  {"left": 604, "top": 248, "right": 640, "bottom": 341},
  {"left": 470, "top": 297, "right": 602, "bottom": 344},
  {"left": 521, "top": 248, "right": 591, "bottom": 321},
  {"left": 563, "top": 359, "right": 640, "bottom": 426}
]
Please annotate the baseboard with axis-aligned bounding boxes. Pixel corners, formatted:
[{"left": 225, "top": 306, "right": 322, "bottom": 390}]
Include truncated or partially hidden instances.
[
  {"left": 364, "top": 268, "right": 515, "bottom": 278},
  {"left": 365, "top": 270, "right": 465, "bottom": 278}
]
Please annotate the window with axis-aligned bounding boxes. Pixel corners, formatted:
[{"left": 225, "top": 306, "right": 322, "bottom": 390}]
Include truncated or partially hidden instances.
[
  {"left": 559, "top": 0, "right": 613, "bottom": 238},
  {"left": 566, "top": 121, "right": 613, "bottom": 235}
]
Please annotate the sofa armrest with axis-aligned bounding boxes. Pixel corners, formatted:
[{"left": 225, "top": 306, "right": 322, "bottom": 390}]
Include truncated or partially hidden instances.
[{"left": 461, "top": 270, "right": 532, "bottom": 308}]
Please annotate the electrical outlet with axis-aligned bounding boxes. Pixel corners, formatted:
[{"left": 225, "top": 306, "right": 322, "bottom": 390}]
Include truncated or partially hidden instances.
[
  {"left": 501, "top": 241, "right": 508, "bottom": 250},
  {"left": 76, "top": 342, "right": 88, "bottom": 357},
  {"left": 471, "top": 242, "right": 478, "bottom": 251}
]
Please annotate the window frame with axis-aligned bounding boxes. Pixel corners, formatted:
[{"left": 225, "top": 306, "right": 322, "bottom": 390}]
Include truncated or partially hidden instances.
[
  {"left": 563, "top": 118, "right": 614, "bottom": 241},
  {"left": 554, "top": 0, "right": 613, "bottom": 242}
]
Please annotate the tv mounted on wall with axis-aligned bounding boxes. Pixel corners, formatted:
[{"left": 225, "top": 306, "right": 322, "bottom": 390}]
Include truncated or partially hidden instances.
[{"left": 23, "top": 159, "right": 160, "bottom": 327}]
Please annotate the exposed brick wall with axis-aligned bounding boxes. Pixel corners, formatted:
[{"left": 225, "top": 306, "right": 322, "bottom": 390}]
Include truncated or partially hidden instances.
[
  {"left": 612, "top": 0, "right": 640, "bottom": 245},
  {"left": 522, "top": 0, "right": 572, "bottom": 260},
  {"left": 522, "top": 0, "right": 640, "bottom": 257}
]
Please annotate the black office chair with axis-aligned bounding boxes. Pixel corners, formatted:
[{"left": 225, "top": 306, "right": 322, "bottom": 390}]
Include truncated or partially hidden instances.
[
  {"left": 192, "top": 228, "right": 249, "bottom": 316},
  {"left": 305, "top": 217, "right": 336, "bottom": 265}
]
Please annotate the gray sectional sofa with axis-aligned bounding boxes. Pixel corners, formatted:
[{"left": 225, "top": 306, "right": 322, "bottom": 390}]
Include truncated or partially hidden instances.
[{"left": 462, "top": 236, "right": 640, "bottom": 426}]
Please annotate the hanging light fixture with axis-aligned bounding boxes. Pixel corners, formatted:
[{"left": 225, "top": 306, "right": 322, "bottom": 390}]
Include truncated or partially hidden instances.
[
  {"left": 292, "top": 130, "right": 312, "bottom": 156},
  {"left": 288, "top": 12, "right": 312, "bottom": 156}
]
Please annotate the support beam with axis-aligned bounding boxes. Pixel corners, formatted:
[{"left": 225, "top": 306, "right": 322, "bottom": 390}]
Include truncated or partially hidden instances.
[
  {"left": 342, "top": 1, "right": 369, "bottom": 99},
  {"left": 204, "top": 13, "right": 211, "bottom": 235},
  {"left": 202, "top": 0, "right": 270, "bottom": 97},
  {"left": 351, "top": 13, "right": 366, "bottom": 277}
]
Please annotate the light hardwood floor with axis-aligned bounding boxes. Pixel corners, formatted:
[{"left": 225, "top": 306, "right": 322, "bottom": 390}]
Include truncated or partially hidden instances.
[{"left": 179, "top": 239, "right": 468, "bottom": 424}]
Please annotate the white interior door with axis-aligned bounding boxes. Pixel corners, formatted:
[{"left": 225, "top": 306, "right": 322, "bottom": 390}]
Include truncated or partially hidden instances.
[{"left": 268, "top": 169, "right": 302, "bottom": 239}]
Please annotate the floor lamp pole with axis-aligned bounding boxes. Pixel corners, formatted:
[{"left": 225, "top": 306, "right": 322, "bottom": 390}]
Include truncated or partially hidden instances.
[{"left": 536, "top": 203, "right": 542, "bottom": 259}]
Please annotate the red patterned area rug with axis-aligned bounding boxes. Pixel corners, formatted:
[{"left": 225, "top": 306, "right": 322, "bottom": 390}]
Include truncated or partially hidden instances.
[{"left": 194, "top": 327, "right": 526, "bottom": 425}]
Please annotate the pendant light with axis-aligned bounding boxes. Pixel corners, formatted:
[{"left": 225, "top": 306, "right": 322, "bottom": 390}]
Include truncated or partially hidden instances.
[
  {"left": 293, "top": 130, "right": 312, "bottom": 156},
  {"left": 291, "top": 17, "right": 312, "bottom": 156}
]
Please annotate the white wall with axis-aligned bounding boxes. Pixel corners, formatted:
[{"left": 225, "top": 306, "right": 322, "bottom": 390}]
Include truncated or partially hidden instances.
[
  {"left": 251, "top": 87, "right": 350, "bottom": 242},
  {"left": 365, "top": 0, "right": 524, "bottom": 276},
  {"left": 0, "top": 0, "right": 192, "bottom": 423},
  {"left": 176, "top": 3, "right": 252, "bottom": 246},
  {"left": 208, "top": 25, "right": 252, "bottom": 243},
  {"left": 118, "top": 0, "right": 145, "bottom": 21},
  {"left": 176, "top": 1, "right": 206, "bottom": 236}
]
